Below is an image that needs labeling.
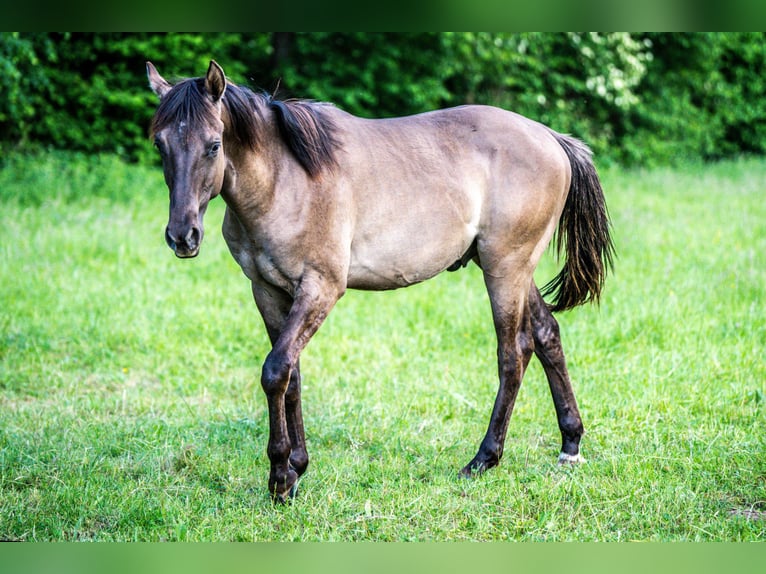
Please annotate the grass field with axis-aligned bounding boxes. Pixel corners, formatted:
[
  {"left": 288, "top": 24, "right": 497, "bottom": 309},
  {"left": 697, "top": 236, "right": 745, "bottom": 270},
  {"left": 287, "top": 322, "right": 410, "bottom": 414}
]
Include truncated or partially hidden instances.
[{"left": 0, "top": 151, "right": 764, "bottom": 541}]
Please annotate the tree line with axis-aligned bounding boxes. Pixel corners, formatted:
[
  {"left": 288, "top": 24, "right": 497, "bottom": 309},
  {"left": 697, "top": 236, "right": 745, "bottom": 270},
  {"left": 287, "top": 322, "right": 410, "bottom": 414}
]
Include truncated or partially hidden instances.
[{"left": 1, "top": 32, "right": 764, "bottom": 166}]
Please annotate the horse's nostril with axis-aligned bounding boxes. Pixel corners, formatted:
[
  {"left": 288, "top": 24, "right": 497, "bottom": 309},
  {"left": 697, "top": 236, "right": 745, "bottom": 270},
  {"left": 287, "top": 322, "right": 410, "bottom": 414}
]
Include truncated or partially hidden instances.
[
  {"left": 186, "top": 226, "right": 201, "bottom": 249},
  {"left": 165, "top": 227, "right": 176, "bottom": 249}
]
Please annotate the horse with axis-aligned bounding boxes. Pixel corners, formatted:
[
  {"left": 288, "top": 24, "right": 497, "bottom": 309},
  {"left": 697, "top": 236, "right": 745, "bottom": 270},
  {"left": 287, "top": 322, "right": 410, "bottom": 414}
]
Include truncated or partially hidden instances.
[{"left": 146, "top": 60, "right": 613, "bottom": 503}]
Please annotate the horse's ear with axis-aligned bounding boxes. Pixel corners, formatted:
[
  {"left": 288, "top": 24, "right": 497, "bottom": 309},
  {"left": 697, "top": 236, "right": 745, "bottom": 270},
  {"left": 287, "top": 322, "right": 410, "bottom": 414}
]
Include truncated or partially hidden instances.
[
  {"left": 205, "top": 60, "right": 226, "bottom": 103},
  {"left": 146, "top": 61, "right": 172, "bottom": 98}
]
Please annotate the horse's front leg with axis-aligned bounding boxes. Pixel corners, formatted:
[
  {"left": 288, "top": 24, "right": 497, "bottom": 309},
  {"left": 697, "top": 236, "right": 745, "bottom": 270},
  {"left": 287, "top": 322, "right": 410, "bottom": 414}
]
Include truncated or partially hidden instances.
[
  {"left": 284, "top": 359, "right": 308, "bottom": 476},
  {"left": 253, "top": 273, "right": 342, "bottom": 502},
  {"left": 252, "top": 282, "right": 309, "bottom": 479}
]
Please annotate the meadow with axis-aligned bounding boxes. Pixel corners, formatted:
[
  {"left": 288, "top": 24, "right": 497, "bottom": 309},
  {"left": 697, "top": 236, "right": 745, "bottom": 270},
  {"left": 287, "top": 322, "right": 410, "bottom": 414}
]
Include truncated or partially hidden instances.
[{"left": 0, "top": 151, "right": 764, "bottom": 541}]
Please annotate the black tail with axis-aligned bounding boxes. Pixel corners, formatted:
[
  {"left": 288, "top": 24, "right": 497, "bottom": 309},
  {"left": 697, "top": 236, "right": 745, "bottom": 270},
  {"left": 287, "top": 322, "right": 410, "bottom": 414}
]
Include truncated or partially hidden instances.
[{"left": 542, "top": 131, "right": 615, "bottom": 313}]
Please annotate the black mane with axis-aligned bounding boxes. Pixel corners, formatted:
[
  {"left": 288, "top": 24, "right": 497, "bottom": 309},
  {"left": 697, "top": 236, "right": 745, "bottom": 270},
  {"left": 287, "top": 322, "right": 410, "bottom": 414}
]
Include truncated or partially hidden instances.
[{"left": 151, "top": 78, "right": 341, "bottom": 178}]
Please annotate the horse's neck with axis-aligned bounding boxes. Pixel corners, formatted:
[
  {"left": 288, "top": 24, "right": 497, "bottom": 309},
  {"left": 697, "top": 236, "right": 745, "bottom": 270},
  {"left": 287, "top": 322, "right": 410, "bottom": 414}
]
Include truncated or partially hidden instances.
[{"left": 220, "top": 149, "right": 275, "bottom": 219}]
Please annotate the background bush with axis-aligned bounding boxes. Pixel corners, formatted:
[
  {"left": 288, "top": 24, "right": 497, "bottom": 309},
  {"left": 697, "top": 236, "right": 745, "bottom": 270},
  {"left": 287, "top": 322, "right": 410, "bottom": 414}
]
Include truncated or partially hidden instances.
[{"left": 1, "top": 32, "right": 764, "bottom": 166}]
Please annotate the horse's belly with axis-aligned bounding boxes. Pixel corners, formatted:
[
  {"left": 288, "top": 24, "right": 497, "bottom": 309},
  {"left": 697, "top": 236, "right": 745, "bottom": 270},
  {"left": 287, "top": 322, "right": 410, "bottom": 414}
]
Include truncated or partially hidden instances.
[{"left": 346, "top": 223, "right": 477, "bottom": 291}]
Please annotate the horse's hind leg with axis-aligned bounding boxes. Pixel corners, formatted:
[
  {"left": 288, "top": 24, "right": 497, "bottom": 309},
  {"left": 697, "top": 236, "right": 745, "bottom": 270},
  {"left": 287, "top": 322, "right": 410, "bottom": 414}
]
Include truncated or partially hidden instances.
[
  {"left": 529, "top": 284, "right": 584, "bottom": 463},
  {"left": 460, "top": 270, "right": 535, "bottom": 477}
]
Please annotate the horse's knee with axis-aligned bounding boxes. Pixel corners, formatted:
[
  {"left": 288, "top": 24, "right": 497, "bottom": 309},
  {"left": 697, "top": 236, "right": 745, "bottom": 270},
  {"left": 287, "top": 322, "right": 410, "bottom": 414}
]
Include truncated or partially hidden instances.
[{"left": 261, "top": 351, "right": 292, "bottom": 396}]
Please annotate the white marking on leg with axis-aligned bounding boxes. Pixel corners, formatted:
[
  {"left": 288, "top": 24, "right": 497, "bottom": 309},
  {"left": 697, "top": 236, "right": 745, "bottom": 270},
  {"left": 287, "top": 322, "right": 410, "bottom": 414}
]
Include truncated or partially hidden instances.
[{"left": 558, "top": 452, "right": 585, "bottom": 464}]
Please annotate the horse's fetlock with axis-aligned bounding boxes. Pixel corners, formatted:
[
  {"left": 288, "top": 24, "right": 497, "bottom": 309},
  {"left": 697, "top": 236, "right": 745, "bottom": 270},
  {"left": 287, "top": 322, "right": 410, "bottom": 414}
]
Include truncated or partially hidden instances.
[
  {"left": 560, "top": 415, "right": 584, "bottom": 456},
  {"left": 560, "top": 414, "right": 584, "bottom": 437},
  {"left": 289, "top": 451, "right": 309, "bottom": 476},
  {"left": 267, "top": 438, "right": 292, "bottom": 463}
]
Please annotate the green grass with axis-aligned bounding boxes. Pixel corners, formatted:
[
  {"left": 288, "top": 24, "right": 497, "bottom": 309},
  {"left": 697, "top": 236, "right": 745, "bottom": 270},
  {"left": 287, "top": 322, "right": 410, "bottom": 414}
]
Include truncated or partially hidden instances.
[{"left": 1, "top": 151, "right": 764, "bottom": 541}]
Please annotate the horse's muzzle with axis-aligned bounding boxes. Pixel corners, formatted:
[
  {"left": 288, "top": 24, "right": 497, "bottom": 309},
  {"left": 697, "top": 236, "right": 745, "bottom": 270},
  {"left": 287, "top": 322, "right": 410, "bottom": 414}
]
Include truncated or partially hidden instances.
[{"left": 165, "top": 225, "right": 202, "bottom": 258}]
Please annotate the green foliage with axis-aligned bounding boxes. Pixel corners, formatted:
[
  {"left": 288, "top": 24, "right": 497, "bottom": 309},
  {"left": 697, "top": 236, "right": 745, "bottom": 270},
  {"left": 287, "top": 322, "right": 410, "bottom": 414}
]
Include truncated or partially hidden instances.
[
  {"left": 619, "top": 33, "right": 766, "bottom": 165},
  {"left": 269, "top": 33, "right": 451, "bottom": 117},
  {"left": 0, "top": 33, "right": 56, "bottom": 144},
  {"left": 716, "top": 33, "right": 766, "bottom": 156},
  {"left": 0, "top": 33, "right": 764, "bottom": 165},
  {"left": 438, "top": 33, "right": 653, "bottom": 161},
  {"left": 0, "top": 33, "right": 271, "bottom": 162}
]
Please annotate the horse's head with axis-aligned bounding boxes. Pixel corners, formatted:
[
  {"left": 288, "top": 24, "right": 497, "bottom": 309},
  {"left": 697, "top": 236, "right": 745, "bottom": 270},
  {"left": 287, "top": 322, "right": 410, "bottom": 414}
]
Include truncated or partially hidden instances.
[{"left": 147, "top": 60, "right": 228, "bottom": 258}]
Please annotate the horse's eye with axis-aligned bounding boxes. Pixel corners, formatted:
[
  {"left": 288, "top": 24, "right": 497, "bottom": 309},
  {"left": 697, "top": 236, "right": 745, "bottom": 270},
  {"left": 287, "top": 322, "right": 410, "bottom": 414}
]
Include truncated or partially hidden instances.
[
  {"left": 154, "top": 138, "right": 167, "bottom": 157},
  {"left": 207, "top": 141, "right": 222, "bottom": 157}
]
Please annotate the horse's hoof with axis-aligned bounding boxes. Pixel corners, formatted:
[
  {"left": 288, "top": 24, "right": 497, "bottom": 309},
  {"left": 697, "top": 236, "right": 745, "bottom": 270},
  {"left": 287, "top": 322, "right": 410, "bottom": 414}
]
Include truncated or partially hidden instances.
[
  {"left": 558, "top": 452, "right": 585, "bottom": 465},
  {"left": 271, "top": 484, "right": 298, "bottom": 505},
  {"left": 458, "top": 460, "right": 489, "bottom": 479},
  {"left": 270, "top": 473, "right": 299, "bottom": 504}
]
